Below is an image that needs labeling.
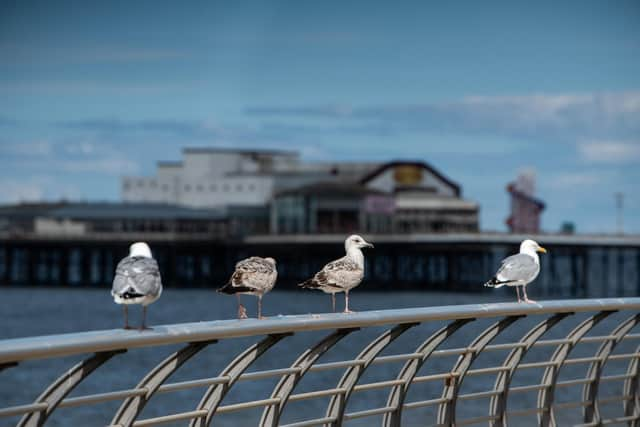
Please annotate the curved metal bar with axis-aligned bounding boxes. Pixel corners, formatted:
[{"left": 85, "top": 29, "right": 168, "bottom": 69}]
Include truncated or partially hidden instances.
[
  {"left": 0, "top": 362, "right": 18, "bottom": 373},
  {"left": 382, "top": 318, "right": 473, "bottom": 427},
  {"left": 583, "top": 313, "right": 640, "bottom": 424},
  {"left": 325, "top": 322, "right": 419, "bottom": 427},
  {"left": 436, "top": 315, "right": 523, "bottom": 426},
  {"left": 111, "top": 340, "right": 215, "bottom": 427},
  {"left": 489, "top": 312, "right": 572, "bottom": 427},
  {"left": 259, "top": 328, "right": 358, "bottom": 427},
  {"left": 18, "top": 350, "right": 123, "bottom": 427},
  {"left": 537, "top": 310, "right": 614, "bottom": 427},
  {"left": 190, "top": 333, "right": 291, "bottom": 427},
  {"left": 624, "top": 343, "right": 640, "bottom": 426}
]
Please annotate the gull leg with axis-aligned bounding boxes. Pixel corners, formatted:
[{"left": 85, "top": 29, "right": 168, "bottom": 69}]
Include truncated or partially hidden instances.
[
  {"left": 139, "top": 305, "right": 152, "bottom": 330},
  {"left": 343, "top": 291, "right": 354, "bottom": 314},
  {"left": 331, "top": 293, "right": 336, "bottom": 313},
  {"left": 522, "top": 286, "right": 536, "bottom": 304},
  {"left": 515, "top": 286, "right": 522, "bottom": 303},
  {"left": 258, "top": 295, "right": 264, "bottom": 319},
  {"left": 123, "top": 305, "right": 133, "bottom": 330},
  {"left": 237, "top": 294, "right": 248, "bottom": 319}
]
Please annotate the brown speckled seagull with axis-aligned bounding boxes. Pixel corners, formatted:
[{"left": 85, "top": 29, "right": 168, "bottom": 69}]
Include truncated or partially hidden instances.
[
  {"left": 218, "top": 257, "right": 277, "bottom": 319},
  {"left": 299, "top": 234, "right": 374, "bottom": 313}
]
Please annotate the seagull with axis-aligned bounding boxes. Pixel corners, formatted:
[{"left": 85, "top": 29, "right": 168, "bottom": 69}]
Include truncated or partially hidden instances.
[
  {"left": 218, "top": 257, "right": 277, "bottom": 319},
  {"left": 111, "top": 242, "right": 163, "bottom": 329},
  {"left": 484, "top": 239, "right": 547, "bottom": 303},
  {"left": 299, "top": 234, "right": 374, "bottom": 313}
]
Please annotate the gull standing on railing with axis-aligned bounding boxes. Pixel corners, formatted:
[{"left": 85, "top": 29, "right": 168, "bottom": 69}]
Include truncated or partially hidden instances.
[
  {"left": 484, "top": 239, "right": 547, "bottom": 303},
  {"left": 299, "top": 234, "right": 374, "bottom": 313},
  {"left": 111, "top": 242, "right": 163, "bottom": 329},
  {"left": 218, "top": 257, "right": 277, "bottom": 319}
]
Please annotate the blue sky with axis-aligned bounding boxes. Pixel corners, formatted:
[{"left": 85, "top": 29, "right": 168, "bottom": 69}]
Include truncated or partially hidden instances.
[{"left": 1, "top": 0, "right": 639, "bottom": 233}]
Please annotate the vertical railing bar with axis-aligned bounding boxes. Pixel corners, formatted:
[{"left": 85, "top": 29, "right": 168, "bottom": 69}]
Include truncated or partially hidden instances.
[
  {"left": 489, "top": 312, "right": 572, "bottom": 427},
  {"left": 537, "top": 310, "right": 615, "bottom": 427},
  {"left": 325, "top": 322, "right": 419, "bottom": 427},
  {"left": 436, "top": 315, "right": 524, "bottom": 427},
  {"left": 259, "top": 327, "right": 358, "bottom": 427},
  {"left": 18, "top": 349, "right": 124, "bottom": 427},
  {"left": 190, "top": 333, "right": 291, "bottom": 427},
  {"left": 383, "top": 318, "right": 473, "bottom": 427},
  {"left": 583, "top": 313, "right": 640, "bottom": 425},
  {"left": 623, "top": 343, "right": 640, "bottom": 426},
  {"left": 110, "top": 340, "right": 215, "bottom": 427}
]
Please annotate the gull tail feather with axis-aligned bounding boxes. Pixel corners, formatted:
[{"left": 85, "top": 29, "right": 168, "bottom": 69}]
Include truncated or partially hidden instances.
[
  {"left": 484, "top": 277, "right": 513, "bottom": 288},
  {"left": 217, "top": 282, "right": 254, "bottom": 294},
  {"left": 299, "top": 278, "right": 320, "bottom": 289}
]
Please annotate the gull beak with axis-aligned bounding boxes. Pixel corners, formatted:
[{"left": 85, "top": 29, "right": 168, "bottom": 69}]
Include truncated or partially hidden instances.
[
  {"left": 537, "top": 247, "right": 547, "bottom": 253},
  {"left": 365, "top": 242, "right": 374, "bottom": 249}
]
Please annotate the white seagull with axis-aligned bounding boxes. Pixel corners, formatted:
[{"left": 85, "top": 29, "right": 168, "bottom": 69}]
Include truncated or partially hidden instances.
[
  {"left": 111, "top": 242, "right": 163, "bottom": 329},
  {"left": 299, "top": 234, "right": 374, "bottom": 313},
  {"left": 484, "top": 239, "right": 547, "bottom": 303},
  {"left": 218, "top": 257, "right": 277, "bottom": 319}
]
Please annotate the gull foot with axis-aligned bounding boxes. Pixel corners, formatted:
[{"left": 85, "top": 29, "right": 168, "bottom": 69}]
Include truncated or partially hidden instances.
[
  {"left": 238, "top": 304, "right": 248, "bottom": 319},
  {"left": 138, "top": 326, "right": 153, "bottom": 331},
  {"left": 343, "top": 309, "right": 356, "bottom": 314},
  {"left": 523, "top": 298, "right": 537, "bottom": 304},
  {"left": 123, "top": 325, "right": 135, "bottom": 330}
]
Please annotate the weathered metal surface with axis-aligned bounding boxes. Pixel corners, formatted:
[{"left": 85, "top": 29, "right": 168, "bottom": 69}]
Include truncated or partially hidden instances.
[{"left": 0, "top": 298, "right": 639, "bottom": 427}]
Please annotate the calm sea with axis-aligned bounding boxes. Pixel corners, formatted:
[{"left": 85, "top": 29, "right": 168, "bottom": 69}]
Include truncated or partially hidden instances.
[{"left": 0, "top": 287, "right": 636, "bottom": 426}]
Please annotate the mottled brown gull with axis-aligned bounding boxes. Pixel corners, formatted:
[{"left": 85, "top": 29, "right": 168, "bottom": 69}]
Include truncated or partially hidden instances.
[{"left": 299, "top": 234, "right": 374, "bottom": 313}]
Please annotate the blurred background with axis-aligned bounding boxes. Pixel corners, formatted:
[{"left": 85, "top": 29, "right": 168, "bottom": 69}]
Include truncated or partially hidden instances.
[
  {"left": 0, "top": 0, "right": 639, "bottom": 313},
  {"left": 1, "top": 2, "right": 640, "bottom": 426}
]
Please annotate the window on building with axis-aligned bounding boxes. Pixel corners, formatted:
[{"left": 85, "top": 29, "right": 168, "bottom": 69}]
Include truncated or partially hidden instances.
[
  {"left": 123, "top": 181, "right": 131, "bottom": 190},
  {"left": 137, "top": 180, "right": 144, "bottom": 187},
  {"left": 162, "top": 184, "right": 169, "bottom": 192},
  {"left": 150, "top": 180, "right": 157, "bottom": 188},
  {"left": 184, "top": 184, "right": 191, "bottom": 191},
  {"left": 196, "top": 184, "right": 204, "bottom": 192},
  {"left": 210, "top": 184, "right": 217, "bottom": 192},
  {"left": 223, "top": 184, "right": 229, "bottom": 192},
  {"left": 248, "top": 183, "right": 255, "bottom": 191},
  {"left": 236, "top": 184, "right": 243, "bottom": 191}
]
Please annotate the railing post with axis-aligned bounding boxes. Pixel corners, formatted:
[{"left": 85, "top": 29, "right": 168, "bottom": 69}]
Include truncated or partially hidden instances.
[
  {"left": 489, "top": 312, "right": 571, "bottom": 427},
  {"left": 325, "top": 322, "right": 418, "bottom": 427},
  {"left": 437, "top": 315, "right": 523, "bottom": 426},
  {"left": 191, "top": 333, "right": 291, "bottom": 427},
  {"left": 537, "top": 310, "right": 614, "bottom": 427},
  {"left": 111, "top": 340, "right": 215, "bottom": 427},
  {"left": 583, "top": 313, "right": 640, "bottom": 425},
  {"left": 19, "top": 350, "right": 123, "bottom": 427},
  {"left": 260, "top": 328, "right": 358, "bottom": 427},
  {"left": 383, "top": 318, "right": 473, "bottom": 427}
]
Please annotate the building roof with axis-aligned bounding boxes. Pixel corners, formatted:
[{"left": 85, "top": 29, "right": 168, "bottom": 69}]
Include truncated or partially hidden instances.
[
  {"left": 358, "top": 161, "right": 462, "bottom": 196},
  {"left": 275, "top": 182, "right": 388, "bottom": 198},
  {"left": 182, "top": 147, "right": 298, "bottom": 156},
  {"left": 0, "top": 202, "right": 226, "bottom": 221}
]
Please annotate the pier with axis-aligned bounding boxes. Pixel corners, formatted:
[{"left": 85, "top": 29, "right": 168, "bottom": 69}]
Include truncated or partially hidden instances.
[
  {"left": 1, "top": 232, "right": 639, "bottom": 297},
  {"left": 1, "top": 298, "right": 639, "bottom": 426}
]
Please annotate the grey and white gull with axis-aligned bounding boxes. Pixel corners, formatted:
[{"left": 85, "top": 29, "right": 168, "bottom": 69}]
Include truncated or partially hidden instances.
[
  {"left": 299, "top": 234, "right": 374, "bottom": 313},
  {"left": 218, "top": 256, "right": 277, "bottom": 319},
  {"left": 111, "top": 242, "right": 163, "bottom": 329},
  {"left": 484, "top": 239, "right": 547, "bottom": 303}
]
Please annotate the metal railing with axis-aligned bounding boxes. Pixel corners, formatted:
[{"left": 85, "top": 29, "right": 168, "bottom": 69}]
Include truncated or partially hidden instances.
[{"left": 1, "top": 298, "right": 639, "bottom": 426}]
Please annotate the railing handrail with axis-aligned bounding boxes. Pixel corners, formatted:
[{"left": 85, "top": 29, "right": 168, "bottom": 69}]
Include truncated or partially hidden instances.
[{"left": 2, "top": 297, "right": 639, "bottom": 365}]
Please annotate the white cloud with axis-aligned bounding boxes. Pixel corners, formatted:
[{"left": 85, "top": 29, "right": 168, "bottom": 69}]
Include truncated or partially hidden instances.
[{"left": 578, "top": 141, "right": 640, "bottom": 163}]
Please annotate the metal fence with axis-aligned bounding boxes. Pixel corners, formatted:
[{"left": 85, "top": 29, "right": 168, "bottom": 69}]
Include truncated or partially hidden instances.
[{"left": 1, "top": 298, "right": 639, "bottom": 426}]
